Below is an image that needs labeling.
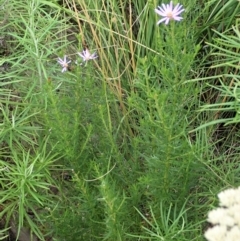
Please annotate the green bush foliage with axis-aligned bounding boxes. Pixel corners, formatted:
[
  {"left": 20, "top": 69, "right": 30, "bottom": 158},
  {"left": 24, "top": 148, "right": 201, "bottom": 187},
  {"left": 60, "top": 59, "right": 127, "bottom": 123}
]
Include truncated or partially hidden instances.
[{"left": 0, "top": 0, "right": 240, "bottom": 240}]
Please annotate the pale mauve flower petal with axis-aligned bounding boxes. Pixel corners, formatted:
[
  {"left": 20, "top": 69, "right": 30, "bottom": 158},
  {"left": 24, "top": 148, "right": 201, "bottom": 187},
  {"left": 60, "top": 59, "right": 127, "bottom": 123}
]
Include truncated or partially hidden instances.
[
  {"left": 155, "top": 1, "right": 185, "bottom": 25},
  {"left": 78, "top": 49, "right": 98, "bottom": 62},
  {"left": 57, "top": 55, "right": 71, "bottom": 73}
]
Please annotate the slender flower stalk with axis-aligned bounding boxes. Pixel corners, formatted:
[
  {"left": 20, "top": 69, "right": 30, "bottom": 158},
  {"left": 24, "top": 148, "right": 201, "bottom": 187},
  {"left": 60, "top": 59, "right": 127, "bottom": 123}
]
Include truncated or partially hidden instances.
[
  {"left": 57, "top": 55, "right": 71, "bottom": 72},
  {"left": 78, "top": 49, "right": 98, "bottom": 62},
  {"left": 155, "top": 1, "right": 185, "bottom": 25}
]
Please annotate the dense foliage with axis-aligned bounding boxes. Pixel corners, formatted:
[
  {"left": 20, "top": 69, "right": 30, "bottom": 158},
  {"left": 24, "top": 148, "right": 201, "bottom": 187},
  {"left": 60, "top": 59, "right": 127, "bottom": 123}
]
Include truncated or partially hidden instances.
[{"left": 0, "top": 0, "right": 240, "bottom": 240}]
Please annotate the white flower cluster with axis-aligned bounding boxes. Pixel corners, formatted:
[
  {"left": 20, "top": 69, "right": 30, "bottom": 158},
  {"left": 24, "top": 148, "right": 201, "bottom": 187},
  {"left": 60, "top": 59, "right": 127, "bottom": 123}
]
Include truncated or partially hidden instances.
[{"left": 205, "top": 187, "right": 240, "bottom": 241}]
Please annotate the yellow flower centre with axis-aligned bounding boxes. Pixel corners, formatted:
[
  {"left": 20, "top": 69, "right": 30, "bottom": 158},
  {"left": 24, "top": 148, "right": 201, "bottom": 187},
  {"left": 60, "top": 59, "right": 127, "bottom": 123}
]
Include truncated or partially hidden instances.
[{"left": 166, "top": 12, "right": 173, "bottom": 19}]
